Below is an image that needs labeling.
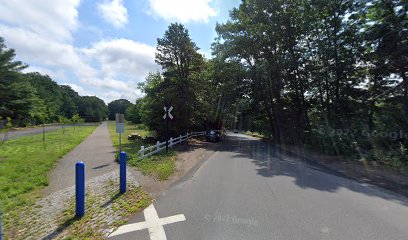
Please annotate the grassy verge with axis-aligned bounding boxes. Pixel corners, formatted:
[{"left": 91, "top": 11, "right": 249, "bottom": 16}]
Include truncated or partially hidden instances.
[
  {"left": 0, "top": 126, "right": 97, "bottom": 229},
  {"left": 131, "top": 151, "right": 176, "bottom": 181},
  {"left": 107, "top": 121, "right": 176, "bottom": 181}
]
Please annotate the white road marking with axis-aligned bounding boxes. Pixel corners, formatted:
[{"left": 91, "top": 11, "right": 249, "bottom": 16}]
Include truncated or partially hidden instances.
[{"left": 109, "top": 204, "right": 186, "bottom": 239}]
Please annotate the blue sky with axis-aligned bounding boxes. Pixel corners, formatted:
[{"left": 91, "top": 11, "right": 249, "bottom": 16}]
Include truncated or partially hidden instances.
[{"left": 0, "top": 0, "right": 240, "bottom": 103}]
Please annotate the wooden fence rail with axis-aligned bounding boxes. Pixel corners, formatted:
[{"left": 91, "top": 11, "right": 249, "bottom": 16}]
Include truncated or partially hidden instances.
[{"left": 138, "top": 131, "right": 206, "bottom": 159}]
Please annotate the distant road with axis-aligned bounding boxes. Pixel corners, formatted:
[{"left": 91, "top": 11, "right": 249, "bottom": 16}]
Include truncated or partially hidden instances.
[
  {"left": 0, "top": 123, "right": 99, "bottom": 140},
  {"left": 111, "top": 132, "right": 408, "bottom": 240}
]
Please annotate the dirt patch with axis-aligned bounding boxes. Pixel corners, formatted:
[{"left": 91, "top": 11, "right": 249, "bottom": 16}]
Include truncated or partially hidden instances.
[
  {"left": 130, "top": 138, "right": 220, "bottom": 198},
  {"left": 279, "top": 144, "right": 408, "bottom": 197}
]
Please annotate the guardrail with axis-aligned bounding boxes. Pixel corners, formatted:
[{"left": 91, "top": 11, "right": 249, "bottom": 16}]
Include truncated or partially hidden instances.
[{"left": 138, "top": 131, "right": 206, "bottom": 159}]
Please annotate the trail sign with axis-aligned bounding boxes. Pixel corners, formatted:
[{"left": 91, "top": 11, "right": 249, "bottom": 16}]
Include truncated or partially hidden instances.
[
  {"left": 116, "top": 113, "right": 125, "bottom": 152},
  {"left": 116, "top": 114, "right": 125, "bottom": 133},
  {"left": 163, "top": 106, "right": 173, "bottom": 120}
]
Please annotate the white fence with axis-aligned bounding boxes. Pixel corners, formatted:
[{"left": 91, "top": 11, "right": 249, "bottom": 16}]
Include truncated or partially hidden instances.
[{"left": 138, "top": 131, "right": 206, "bottom": 159}]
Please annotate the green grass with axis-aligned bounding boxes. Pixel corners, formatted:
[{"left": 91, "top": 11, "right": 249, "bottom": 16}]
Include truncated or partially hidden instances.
[
  {"left": 107, "top": 121, "right": 176, "bottom": 181},
  {"left": 130, "top": 151, "right": 176, "bottom": 181},
  {"left": 0, "top": 126, "right": 97, "bottom": 226}
]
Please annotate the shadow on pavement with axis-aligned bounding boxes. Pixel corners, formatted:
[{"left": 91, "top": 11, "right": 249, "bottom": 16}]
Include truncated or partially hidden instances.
[
  {"left": 93, "top": 163, "right": 112, "bottom": 169},
  {"left": 41, "top": 217, "right": 77, "bottom": 240},
  {"left": 217, "top": 134, "right": 408, "bottom": 206}
]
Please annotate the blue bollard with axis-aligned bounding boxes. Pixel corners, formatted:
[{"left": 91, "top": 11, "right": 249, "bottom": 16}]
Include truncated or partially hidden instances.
[
  {"left": 120, "top": 152, "right": 127, "bottom": 194},
  {"left": 75, "top": 161, "right": 85, "bottom": 218}
]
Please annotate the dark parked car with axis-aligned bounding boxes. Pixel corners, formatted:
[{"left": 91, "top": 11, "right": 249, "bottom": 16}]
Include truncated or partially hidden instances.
[
  {"left": 233, "top": 129, "right": 239, "bottom": 133},
  {"left": 206, "top": 130, "right": 222, "bottom": 142}
]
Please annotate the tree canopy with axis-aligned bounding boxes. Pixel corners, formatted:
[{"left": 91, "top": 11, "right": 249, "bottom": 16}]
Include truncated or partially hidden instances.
[
  {"left": 0, "top": 37, "right": 108, "bottom": 125},
  {"left": 107, "top": 99, "right": 132, "bottom": 120},
  {"left": 138, "top": 23, "right": 208, "bottom": 136},
  {"left": 210, "top": 0, "right": 407, "bottom": 167},
  {"left": 1, "top": 0, "right": 406, "bottom": 168}
]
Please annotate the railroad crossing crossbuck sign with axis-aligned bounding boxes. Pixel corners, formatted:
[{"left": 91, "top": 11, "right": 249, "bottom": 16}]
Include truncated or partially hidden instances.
[{"left": 163, "top": 106, "right": 173, "bottom": 119}]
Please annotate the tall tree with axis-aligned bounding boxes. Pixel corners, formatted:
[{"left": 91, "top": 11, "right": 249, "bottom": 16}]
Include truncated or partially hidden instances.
[
  {"left": 0, "top": 37, "right": 46, "bottom": 126},
  {"left": 212, "top": 0, "right": 407, "bottom": 167},
  {"left": 59, "top": 85, "right": 80, "bottom": 119},
  {"left": 126, "top": 98, "right": 143, "bottom": 124},
  {"left": 26, "top": 72, "right": 63, "bottom": 122},
  {"left": 155, "top": 23, "right": 204, "bottom": 132},
  {"left": 107, "top": 99, "right": 132, "bottom": 120},
  {"left": 78, "top": 96, "right": 108, "bottom": 122}
]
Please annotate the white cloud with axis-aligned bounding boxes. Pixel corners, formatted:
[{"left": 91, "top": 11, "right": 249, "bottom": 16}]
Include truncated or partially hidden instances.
[
  {"left": 0, "top": 0, "right": 157, "bottom": 103},
  {"left": 64, "top": 83, "right": 92, "bottom": 96},
  {"left": 98, "top": 89, "right": 143, "bottom": 104},
  {"left": 83, "top": 38, "right": 157, "bottom": 79},
  {"left": 82, "top": 38, "right": 157, "bottom": 102},
  {"left": 0, "top": 0, "right": 93, "bottom": 82},
  {"left": 148, "top": 0, "right": 217, "bottom": 23},
  {"left": 0, "top": 0, "right": 80, "bottom": 42},
  {"left": 23, "top": 65, "right": 67, "bottom": 82},
  {"left": 0, "top": 25, "right": 95, "bottom": 78},
  {"left": 98, "top": 0, "right": 128, "bottom": 28},
  {"left": 198, "top": 49, "right": 211, "bottom": 59}
]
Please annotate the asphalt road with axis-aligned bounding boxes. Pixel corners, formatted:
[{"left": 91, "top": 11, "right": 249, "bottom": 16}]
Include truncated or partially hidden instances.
[{"left": 110, "top": 133, "right": 408, "bottom": 240}]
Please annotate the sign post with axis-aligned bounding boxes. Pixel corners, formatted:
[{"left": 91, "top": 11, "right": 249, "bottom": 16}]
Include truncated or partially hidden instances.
[
  {"left": 42, "top": 123, "right": 45, "bottom": 142},
  {"left": 116, "top": 114, "right": 125, "bottom": 152},
  {"left": 163, "top": 105, "right": 173, "bottom": 153}
]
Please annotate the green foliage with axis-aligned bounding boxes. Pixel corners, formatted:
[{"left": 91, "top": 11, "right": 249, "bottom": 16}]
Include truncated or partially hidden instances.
[
  {"left": 147, "top": 23, "right": 205, "bottom": 136},
  {"left": 0, "top": 116, "right": 12, "bottom": 130},
  {"left": 139, "top": 24, "right": 224, "bottom": 137},
  {"left": 59, "top": 85, "right": 80, "bottom": 119},
  {"left": 71, "top": 114, "right": 84, "bottom": 124},
  {"left": 138, "top": 72, "right": 169, "bottom": 136},
  {"left": 77, "top": 96, "right": 108, "bottom": 122},
  {"left": 26, "top": 72, "right": 64, "bottom": 122},
  {"left": 155, "top": 23, "right": 203, "bottom": 76},
  {"left": 59, "top": 116, "right": 71, "bottom": 124},
  {"left": 211, "top": 0, "right": 408, "bottom": 168},
  {"left": 125, "top": 100, "right": 142, "bottom": 124},
  {"left": 0, "top": 38, "right": 47, "bottom": 126},
  {"left": 0, "top": 116, "right": 12, "bottom": 148},
  {"left": 107, "top": 99, "right": 132, "bottom": 120},
  {"left": 0, "top": 36, "right": 109, "bottom": 126}
]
